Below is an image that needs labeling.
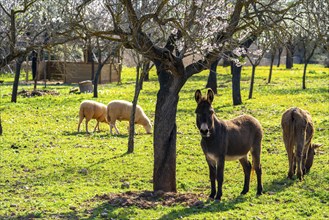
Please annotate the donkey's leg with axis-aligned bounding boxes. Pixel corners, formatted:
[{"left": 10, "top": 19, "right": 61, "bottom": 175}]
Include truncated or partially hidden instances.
[
  {"left": 283, "top": 135, "right": 295, "bottom": 179},
  {"left": 295, "top": 144, "right": 304, "bottom": 181},
  {"left": 215, "top": 157, "right": 225, "bottom": 201},
  {"left": 206, "top": 161, "right": 216, "bottom": 199},
  {"left": 301, "top": 143, "right": 311, "bottom": 175},
  {"left": 239, "top": 156, "right": 251, "bottom": 195},
  {"left": 251, "top": 145, "right": 263, "bottom": 195}
]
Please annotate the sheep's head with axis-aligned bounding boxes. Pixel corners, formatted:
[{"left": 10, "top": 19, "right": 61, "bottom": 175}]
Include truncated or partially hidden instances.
[{"left": 144, "top": 121, "right": 152, "bottom": 134}]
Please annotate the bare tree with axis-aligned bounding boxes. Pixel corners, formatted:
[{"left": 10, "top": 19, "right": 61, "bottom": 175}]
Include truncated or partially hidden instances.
[
  {"left": 297, "top": 0, "right": 328, "bottom": 89},
  {"left": 0, "top": 0, "right": 81, "bottom": 102},
  {"left": 24, "top": 0, "right": 301, "bottom": 193}
]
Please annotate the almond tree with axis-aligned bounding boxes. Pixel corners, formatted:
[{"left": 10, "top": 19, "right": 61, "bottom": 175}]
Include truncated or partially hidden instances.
[
  {"left": 0, "top": 0, "right": 81, "bottom": 102},
  {"left": 296, "top": 0, "right": 328, "bottom": 89},
  {"left": 72, "top": 0, "right": 301, "bottom": 193}
]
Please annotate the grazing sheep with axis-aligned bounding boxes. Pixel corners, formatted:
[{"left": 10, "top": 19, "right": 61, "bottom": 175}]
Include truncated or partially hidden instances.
[
  {"left": 106, "top": 100, "right": 152, "bottom": 135},
  {"left": 78, "top": 100, "right": 108, "bottom": 133},
  {"left": 281, "top": 107, "right": 321, "bottom": 180}
]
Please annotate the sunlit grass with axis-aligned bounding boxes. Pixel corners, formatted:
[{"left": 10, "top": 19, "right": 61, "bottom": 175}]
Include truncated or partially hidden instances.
[{"left": 0, "top": 64, "right": 328, "bottom": 219}]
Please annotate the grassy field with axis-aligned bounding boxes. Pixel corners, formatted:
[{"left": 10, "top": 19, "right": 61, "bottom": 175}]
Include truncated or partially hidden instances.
[{"left": 0, "top": 64, "right": 328, "bottom": 219}]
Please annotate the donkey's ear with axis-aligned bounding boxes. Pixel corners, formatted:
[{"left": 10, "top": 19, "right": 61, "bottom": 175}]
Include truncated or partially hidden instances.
[
  {"left": 195, "top": 89, "right": 202, "bottom": 103},
  {"left": 207, "top": 88, "right": 214, "bottom": 104}
]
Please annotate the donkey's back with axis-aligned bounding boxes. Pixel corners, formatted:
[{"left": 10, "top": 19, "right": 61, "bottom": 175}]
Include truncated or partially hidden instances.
[
  {"left": 225, "top": 115, "right": 263, "bottom": 158},
  {"left": 281, "top": 107, "right": 317, "bottom": 180}
]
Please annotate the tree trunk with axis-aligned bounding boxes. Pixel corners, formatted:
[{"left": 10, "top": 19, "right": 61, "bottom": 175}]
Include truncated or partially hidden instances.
[
  {"left": 231, "top": 63, "right": 242, "bottom": 105},
  {"left": 43, "top": 52, "right": 47, "bottom": 88},
  {"left": 0, "top": 115, "right": 2, "bottom": 135},
  {"left": 206, "top": 59, "right": 219, "bottom": 94},
  {"left": 142, "top": 61, "right": 150, "bottom": 82},
  {"left": 11, "top": 57, "right": 24, "bottom": 103},
  {"left": 249, "top": 65, "right": 256, "bottom": 99},
  {"left": 128, "top": 64, "right": 144, "bottom": 153},
  {"left": 93, "top": 68, "right": 100, "bottom": 97},
  {"left": 286, "top": 42, "right": 294, "bottom": 69},
  {"left": 93, "top": 63, "right": 102, "bottom": 98},
  {"left": 277, "top": 47, "right": 283, "bottom": 67},
  {"left": 268, "top": 51, "right": 275, "bottom": 83},
  {"left": 153, "top": 63, "right": 185, "bottom": 192},
  {"left": 91, "top": 58, "right": 95, "bottom": 81},
  {"left": 93, "top": 39, "right": 111, "bottom": 98},
  {"left": 93, "top": 55, "right": 111, "bottom": 98},
  {"left": 302, "top": 63, "right": 307, "bottom": 90},
  {"left": 223, "top": 57, "right": 230, "bottom": 67},
  {"left": 302, "top": 43, "right": 317, "bottom": 90}
]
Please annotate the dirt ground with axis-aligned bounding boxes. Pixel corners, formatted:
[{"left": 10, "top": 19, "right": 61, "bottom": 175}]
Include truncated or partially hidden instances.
[
  {"left": 92, "top": 191, "right": 206, "bottom": 209},
  {"left": 17, "top": 89, "right": 60, "bottom": 97}
]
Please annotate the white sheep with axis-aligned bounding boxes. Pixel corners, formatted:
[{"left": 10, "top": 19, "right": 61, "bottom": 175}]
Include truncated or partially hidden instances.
[
  {"left": 106, "top": 100, "right": 152, "bottom": 135},
  {"left": 78, "top": 100, "right": 108, "bottom": 133}
]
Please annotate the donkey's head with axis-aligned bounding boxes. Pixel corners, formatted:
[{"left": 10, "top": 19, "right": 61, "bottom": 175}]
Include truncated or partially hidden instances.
[
  {"left": 195, "top": 89, "right": 215, "bottom": 138},
  {"left": 305, "top": 143, "right": 322, "bottom": 173}
]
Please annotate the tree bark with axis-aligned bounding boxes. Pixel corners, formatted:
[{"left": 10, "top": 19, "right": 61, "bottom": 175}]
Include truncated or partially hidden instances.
[
  {"left": 302, "top": 63, "right": 308, "bottom": 90},
  {"left": 277, "top": 46, "right": 283, "bottom": 67},
  {"left": 93, "top": 38, "right": 111, "bottom": 98},
  {"left": 128, "top": 64, "right": 144, "bottom": 153},
  {"left": 11, "top": 57, "right": 24, "bottom": 103},
  {"left": 249, "top": 65, "right": 256, "bottom": 99},
  {"left": 286, "top": 42, "right": 294, "bottom": 69},
  {"left": 153, "top": 63, "right": 185, "bottom": 192},
  {"left": 93, "top": 55, "right": 111, "bottom": 98},
  {"left": 142, "top": 61, "right": 151, "bottom": 82},
  {"left": 206, "top": 59, "right": 219, "bottom": 94},
  {"left": 231, "top": 63, "right": 242, "bottom": 105},
  {"left": 268, "top": 51, "right": 275, "bottom": 83},
  {"left": 0, "top": 115, "right": 2, "bottom": 135},
  {"left": 302, "top": 44, "right": 317, "bottom": 90}
]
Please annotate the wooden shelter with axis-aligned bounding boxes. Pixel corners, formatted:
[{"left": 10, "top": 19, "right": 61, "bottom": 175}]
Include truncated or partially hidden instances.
[{"left": 36, "top": 61, "right": 121, "bottom": 84}]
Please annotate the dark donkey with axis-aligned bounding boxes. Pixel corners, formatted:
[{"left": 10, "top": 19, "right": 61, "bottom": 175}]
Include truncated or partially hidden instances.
[{"left": 195, "top": 89, "right": 263, "bottom": 201}]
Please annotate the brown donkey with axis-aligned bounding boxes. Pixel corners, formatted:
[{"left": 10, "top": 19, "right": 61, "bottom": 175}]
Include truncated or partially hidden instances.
[
  {"left": 195, "top": 89, "right": 263, "bottom": 201},
  {"left": 281, "top": 107, "right": 321, "bottom": 181}
]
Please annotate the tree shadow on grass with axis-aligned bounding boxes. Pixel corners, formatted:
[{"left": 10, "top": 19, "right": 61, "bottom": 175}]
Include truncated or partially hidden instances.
[
  {"left": 0, "top": 211, "right": 80, "bottom": 220},
  {"left": 62, "top": 130, "right": 129, "bottom": 139},
  {"left": 158, "top": 196, "right": 248, "bottom": 220},
  {"left": 262, "top": 175, "right": 295, "bottom": 194},
  {"left": 79, "top": 191, "right": 249, "bottom": 219}
]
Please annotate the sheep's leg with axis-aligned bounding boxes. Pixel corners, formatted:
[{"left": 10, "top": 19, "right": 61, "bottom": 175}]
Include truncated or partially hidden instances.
[
  {"left": 114, "top": 124, "right": 120, "bottom": 134},
  {"left": 93, "top": 121, "right": 100, "bottom": 132},
  {"left": 78, "top": 118, "right": 83, "bottom": 132},
  {"left": 85, "top": 119, "right": 90, "bottom": 134},
  {"left": 110, "top": 121, "right": 120, "bottom": 135},
  {"left": 110, "top": 124, "right": 114, "bottom": 135}
]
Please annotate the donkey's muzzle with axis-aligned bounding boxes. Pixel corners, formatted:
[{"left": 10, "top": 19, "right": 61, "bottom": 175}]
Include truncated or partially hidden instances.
[{"left": 199, "top": 123, "right": 210, "bottom": 137}]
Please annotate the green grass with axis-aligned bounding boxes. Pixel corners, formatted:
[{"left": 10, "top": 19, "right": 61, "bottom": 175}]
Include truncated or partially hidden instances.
[{"left": 0, "top": 64, "right": 328, "bottom": 219}]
